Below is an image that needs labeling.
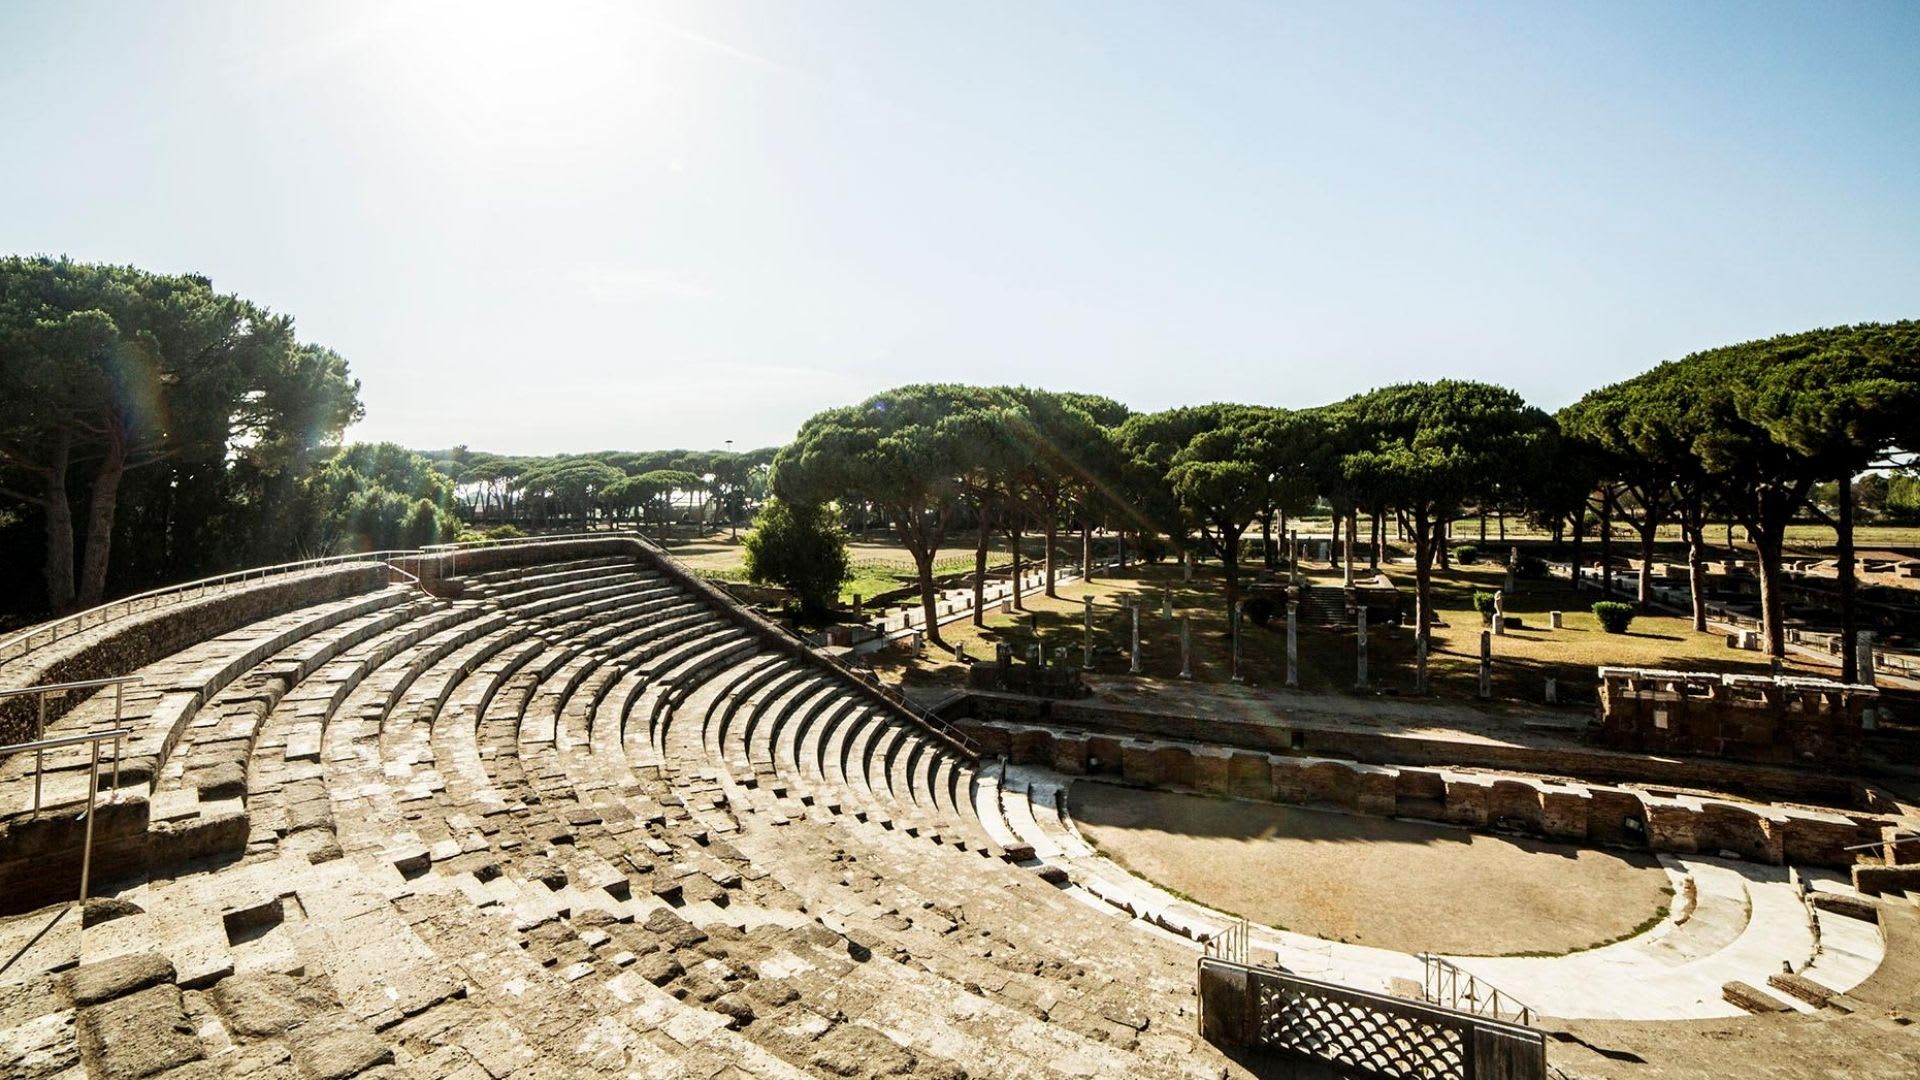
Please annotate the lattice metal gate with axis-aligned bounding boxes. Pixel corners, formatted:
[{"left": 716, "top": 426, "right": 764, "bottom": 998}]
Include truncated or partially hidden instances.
[{"left": 1199, "top": 958, "right": 1545, "bottom": 1080}]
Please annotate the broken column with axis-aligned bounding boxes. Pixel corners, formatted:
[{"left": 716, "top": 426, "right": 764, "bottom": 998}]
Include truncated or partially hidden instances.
[
  {"left": 1478, "top": 629, "right": 1492, "bottom": 699},
  {"left": 1492, "top": 589, "right": 1506, "bottom": 636}
]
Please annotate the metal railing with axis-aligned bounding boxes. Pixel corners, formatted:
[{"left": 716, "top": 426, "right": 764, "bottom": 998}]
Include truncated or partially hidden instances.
[
  {"left": 0, "top": 727, "right": 134, "bottom": 905},
  {"left": 0, "top": 552, "right": 422, "bottom": 665},
  {"left": 1205, "top": 916, "right": 1251, "bottom": 965},
  {"left": 0, "top": 676, "right": 142, "bottom": 809},
  {"left": 1420, "top": 954, "right": 1535, "bottom": 1027},
  {"left": 0, "top": 530, "right": 648, "bottom": 668}
]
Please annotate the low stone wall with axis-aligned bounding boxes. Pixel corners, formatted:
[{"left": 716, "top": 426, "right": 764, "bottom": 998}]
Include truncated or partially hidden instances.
[
  {"left": 960, "top": 718, "right": 1888, "bottom": 870},
  {"left": 0, "top": 564, "right": 386, "bottom": 747},
  {"left": 950, "top": 691, "right": 1866, "bottom": 807}
]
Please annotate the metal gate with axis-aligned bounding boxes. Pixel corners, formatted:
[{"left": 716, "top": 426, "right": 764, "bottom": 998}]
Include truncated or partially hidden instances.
[{"left": 1199, "top": 958, "right": 1545, "bottom": 1080}]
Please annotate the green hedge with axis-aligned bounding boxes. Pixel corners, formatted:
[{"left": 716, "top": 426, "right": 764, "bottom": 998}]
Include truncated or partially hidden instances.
[{"left": 1592, "top": 601, "right": 1635, "bottom": 634}]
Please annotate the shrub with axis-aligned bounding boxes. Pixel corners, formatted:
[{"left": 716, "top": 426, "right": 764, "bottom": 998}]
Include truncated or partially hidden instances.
[
  {"left": 1453, "top": 545, "right": 1480, "bottom": 565},
  {"left": 1472, "top": 591, "right": 1497, "bottom": 625},
  {"left": 1245, "top": 595, "right": 1277, "bottom": 627},
  {"left": 1592, "top": 601, "right": 1635, "bottom": 634},
  {"left": 743, "top": 498, "right": 852, "bottom": 618},
  {"left": 1514, "top": 553, "right": 1548, "bottom": 579}
]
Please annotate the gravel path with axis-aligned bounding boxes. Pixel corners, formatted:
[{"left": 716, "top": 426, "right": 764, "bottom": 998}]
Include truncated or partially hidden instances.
[{"left": 1070, "top": 782, "right": 1673, "bottom": 957}]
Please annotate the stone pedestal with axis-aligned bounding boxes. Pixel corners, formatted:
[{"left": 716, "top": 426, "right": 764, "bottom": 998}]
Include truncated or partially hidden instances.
[{"left": 1549, "top": 610, "right": 1563, "bottom": 630}]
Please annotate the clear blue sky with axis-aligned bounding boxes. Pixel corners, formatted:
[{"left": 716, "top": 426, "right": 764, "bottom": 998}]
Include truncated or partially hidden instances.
[{"left": 3, "top": 1, "right": 1915, "bottom": 453}]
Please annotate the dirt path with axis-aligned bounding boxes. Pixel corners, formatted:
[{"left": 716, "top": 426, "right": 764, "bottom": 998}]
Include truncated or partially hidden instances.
[{"left": 1069, "top": 782, "right": 1673, "bottom": 957}]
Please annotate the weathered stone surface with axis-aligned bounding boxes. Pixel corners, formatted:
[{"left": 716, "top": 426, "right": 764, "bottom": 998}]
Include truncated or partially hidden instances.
[
  {"left": 83, "top": 896, "right": 145, "bottom": 928},
  {"left": 208, "top": 973, "right": 334, "bottom": 1038},
  {"left": 287, "top": 1021, "right": 393, "bottom": 1080},
  {"left": 642, "top": 908, "right": 707, "bottom": 949},
  {"left": 66, "top": 951, "right": 176, "bottom": 1007},
  {"left": 76, "top": 983, "right": 204, "bottom": 1080}
]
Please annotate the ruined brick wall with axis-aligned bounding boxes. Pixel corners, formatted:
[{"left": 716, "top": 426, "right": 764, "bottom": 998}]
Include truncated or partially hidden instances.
[
  {"left": 960, "top": 717, "right": 1888, "bottom": 870},
  {"left": 951, "top": 691, "right": 1864, "bottom": 807}
]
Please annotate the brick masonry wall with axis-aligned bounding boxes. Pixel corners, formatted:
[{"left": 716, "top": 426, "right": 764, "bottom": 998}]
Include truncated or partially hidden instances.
[
  {"left": 951, "top": 691, "right": 1865, "bottom": 807},
  {"left": 959, "top": 716, "right": 1890, "bottom": 870}
]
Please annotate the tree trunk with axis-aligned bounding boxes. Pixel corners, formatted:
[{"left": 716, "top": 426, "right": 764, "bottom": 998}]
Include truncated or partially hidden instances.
[
  {"left": 1838, "top": 472, "right": 1857, "bottom": 679},
  {"left": 1683, "top": 515, "right": 1708, "bottom": 633},
  {"left": 1044, "top": 511, "right": 1060, "bottom": 599},
  {"left": 1081, "top": 519, "right": 1094, "bottom": 582},
  {"left": 1009, "top": 516, "right": 1025, "bottom": 612},
  {"left": 31, "top": 429, "right": 77, "bottom": 612},
  {"left": 1220, "top": 527, "right": 1243, "bottom": 622},
  {"left": 77, "top": 431, "right": 126, "bottom": 608},
  {"left": 1497, "top": 506, "right": 1506, "bottom": 542},
  {"left": 972, "top": 495, "right": 991, "bottom": 628},
  {"left": 1753, "top": 525, "right": 1787, "bottom": 659},
  {"left": 1413, "top": 510, "right": 1435, "bottom": 694},
  {"left": 1568, "top": 510, "right": 1584, "bottom": 594},
  {"left": 1330, "top": 510, "right": 1342, "bottom": 569},
  {"left": 1260, "top": 511, "right": 1276, "bottom": 570},
  {"left": 1599, "top": 491, "right": 1614, "bottom": 598},
  {"left": 1437, "top": 518, "right": 1451, "bottom": 571},
  {"left": 1369, "top": 510, "right": 1381, "bottom": 571},
  {"left": 912, "top": 545, "right": 947, "bottom": 651},
  {"left": 1478, "top": 511, "right": 1487, "bottom": 544}
]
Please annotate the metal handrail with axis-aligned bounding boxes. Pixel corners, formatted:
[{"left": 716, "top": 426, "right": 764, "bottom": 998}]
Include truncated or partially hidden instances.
[
  {"left": 0, "top": 531, "right": 646, "bottom": 667},
  {"left": 1420, "top": 953, "right": 1535, "bottom": 1027},
  {"left": 3, "top": 676, "right": 142, "bottom": 811},
  {"left": 0, "top": 551, "right": 421, "bottom": 665},
  {"left": 0, "top": 727, "right": 133, "bottom": 905}
]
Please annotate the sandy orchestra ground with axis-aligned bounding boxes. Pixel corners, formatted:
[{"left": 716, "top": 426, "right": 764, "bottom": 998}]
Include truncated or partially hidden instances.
[{"left": 1068, "top": 781, "right": 1675, "bottom": 957}]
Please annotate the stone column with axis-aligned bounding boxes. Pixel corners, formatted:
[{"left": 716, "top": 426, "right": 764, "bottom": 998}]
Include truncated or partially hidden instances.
[
  {"left": 1477, "top": 629, "right": 1492, "bottom": 699},
  {"left": 1492, "top": 589, "right": 1505, "bottom": 636},
  {"left": 1162, "top": 589, "right": 1173, "bottom": 619},
  {"left": 1179, "top": 617, "right": 1193, "bottom": 679},
  {"left": 1354, "top": 605, "right": 1368, "bottom": 689},
  {"left": 1082, "top": 529, "right": 1093, "bottom": 581},
  {"left": 1288, "top": 530, "right": 1300, "bottom": 585},
  {"left": 852, "top": 593, "right": 862, "bottom": 613},
  {"left": 912, "top": 631, "right": 925, "bottom": 659},
  {"left": 1083, "top": 595, "right": 1094, "bottom": 668},
  {"left": 1231, "top": 602, "right": 1244, "bottom": 683},
  {"left": 1415, "top": 634, "right": 1429, "bottom": 695},
  {"left": 1286, "top": 602, "right": 1299, "bottom": 688},
  {"left": 1130, "top": 604, "right": 1142, "bottom": 674}
]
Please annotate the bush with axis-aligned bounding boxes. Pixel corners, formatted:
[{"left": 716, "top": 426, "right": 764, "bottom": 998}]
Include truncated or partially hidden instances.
[
  {"left": 1245, "top": 595, "right": 1277, "bottom": 627},
  {"left": 1472, "top": 590, "right": 1497, "bottom": 625},
  {"left": 1453, "top": 545, "right": 1480, "bottom": 565},
  {"left": 1514, "top": 553, "right": 1548, "bottom": 579},
  {"left": 1592, "top": 601, "right": 1635, "bottom": 634},
  {"left": 455, "top": 523, "right": 526, "bottom": 543},
  {"left": 743, "top": 498, "right": 852, "bottom": 618}
]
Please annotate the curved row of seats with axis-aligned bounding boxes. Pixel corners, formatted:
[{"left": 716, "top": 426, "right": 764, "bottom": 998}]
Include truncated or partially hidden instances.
[{"left": 0, "top": 543, "right": 1239, "bottom": 1080}]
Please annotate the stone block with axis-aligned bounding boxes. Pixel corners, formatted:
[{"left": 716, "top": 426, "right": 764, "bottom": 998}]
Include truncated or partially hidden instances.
[
  {"left": 1190, "top": 749, "right": 1231, "bottom": 796},
  {"left": 65, "top": 952, "right": 175, "bottom": 1007},
  {"left": 1008, "top": 728, "right": 1052, "bottom": 766},
  {"left": 1120, "top": 743, "right": 1163, "bottom": 787},
  {"left": 1048, "top": 737, "right": 1088, "bottom": 775},
  {"left": 1539, "top": 789, "right": 1590, "bottom": 841},
  {"left": 1227, "top": 753, "right": 1272, "bottom": 801},
  {"left": 1269, "top": 759, "right": 1311, "bottom": 804},
  {"left": 287, "top": 1021, "right": 394, "bottom": 1080},
  {"left": 75, "top": 983, "right": 204, "bottom": 1080},
  {"left": 1353, "top": 769, "right": 1396, "bottom": 816},
  {"left": 149, "top": 810, "right": 249, "bottom": 866},
  {"left": 1487, "top": 781, "right": 1543, "bottom": 833},
  {"left": 1442, "top": 779, "right": 1491, "bottom": 828},
  {"left": 1644, "top": 802, "right": 1699, "bottom": 854}
]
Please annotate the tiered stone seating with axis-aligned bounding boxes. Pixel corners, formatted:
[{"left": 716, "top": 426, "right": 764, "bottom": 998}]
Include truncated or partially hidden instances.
[{"left": 0, "top": 539, "right": 1276, "bottom": 1080}]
